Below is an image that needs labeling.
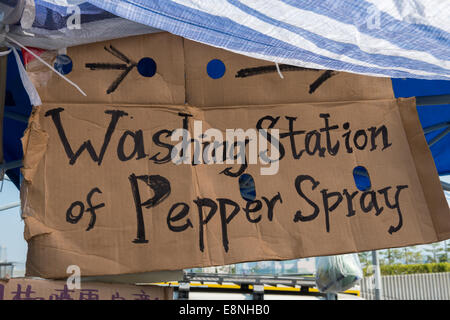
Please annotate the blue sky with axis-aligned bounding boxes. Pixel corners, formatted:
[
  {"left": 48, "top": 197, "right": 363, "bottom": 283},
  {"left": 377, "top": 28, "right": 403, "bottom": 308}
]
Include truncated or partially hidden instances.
[{"left": 0, "top": 178, "right": 26, "bottom": 265}]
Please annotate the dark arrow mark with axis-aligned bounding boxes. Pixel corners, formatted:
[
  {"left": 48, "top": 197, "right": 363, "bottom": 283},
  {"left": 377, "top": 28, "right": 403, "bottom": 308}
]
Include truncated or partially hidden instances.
[
  {"left": 85, "top": 45, "right": 137, "bottom": 94},
  {"left": 235, "top": 64, "right": 338, "bottom": 94},
  {"left": 85, "top": 63, "right": 128, "bottom": 70},
  {"left": 107, "top": 65, "right": 135, "bottom": 94},
  {"left": 309, "top": 70, "right": 338, "bottom": 94},
  {"left": 105, "top": 45, "right": 132, "bottom": 64},
  {"left": 235, "top": 64, "right": 312, "bottom": 78}
]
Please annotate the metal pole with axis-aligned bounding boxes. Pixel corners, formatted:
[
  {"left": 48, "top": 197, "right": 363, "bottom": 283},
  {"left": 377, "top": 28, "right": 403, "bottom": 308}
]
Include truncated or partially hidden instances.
[
  {"left": 0, "top": 47, "right": 8, "bottom": 169},
  {"left": 4, "top": 111, "right": 29, "bottom": 123},
  {"left": 372, "top": 250, "right": 383, "bottom": 300},
  {"left": 0, "top": 160, "right": 22, "bottom": 171},
  {"left": 416, "top": 94, "right": 450, "bottom": 106},
  {"left": 0, "top": 201, "right": 20, "bottom": 212},
  {"left": 423, "top": 122, "right": 450, "bottom": 134},
  {"left": 428, "top": 125, "right": 450, "bottom": 147}
]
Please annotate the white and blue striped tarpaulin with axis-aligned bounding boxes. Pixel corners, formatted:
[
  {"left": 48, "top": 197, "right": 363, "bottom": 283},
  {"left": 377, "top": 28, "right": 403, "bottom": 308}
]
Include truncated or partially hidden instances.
[
  {"left": 5, "top": 0, "right": 450, "bottom": 80},
  {"left": 86, "top": 0, "right": 450, "bottom": 81}
]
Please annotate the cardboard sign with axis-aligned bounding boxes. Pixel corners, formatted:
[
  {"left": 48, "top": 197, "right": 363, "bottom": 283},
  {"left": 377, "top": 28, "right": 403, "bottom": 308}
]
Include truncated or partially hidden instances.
[
  {"left": 31, "top": 33, "right": 394, "bottom": 106},
  {"left": 21, "top": 33, "right": 449, "bottom": 279},
  {"left": 0, "top": 278, "right": 172, "bottom": 300}
]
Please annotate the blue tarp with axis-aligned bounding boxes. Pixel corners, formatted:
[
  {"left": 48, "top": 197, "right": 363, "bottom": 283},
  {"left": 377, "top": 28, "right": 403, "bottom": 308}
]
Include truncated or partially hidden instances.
[
  {"left": 3, "top": 53, "right": 29, "bottom": 189},
  {"left": 393, "top": 79, "right": 450, "bottom": 176}
]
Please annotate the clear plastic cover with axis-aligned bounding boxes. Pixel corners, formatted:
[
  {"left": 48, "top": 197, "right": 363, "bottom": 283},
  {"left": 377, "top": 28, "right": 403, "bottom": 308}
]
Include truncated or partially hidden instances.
[{"left": 314, "top": 253, "right": 363, "bottom": 293}]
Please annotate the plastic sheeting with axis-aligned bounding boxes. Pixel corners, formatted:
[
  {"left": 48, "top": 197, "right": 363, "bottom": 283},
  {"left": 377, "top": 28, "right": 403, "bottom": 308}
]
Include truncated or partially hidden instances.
[{"left": 4, "top": 0, "right": 160, "bottom": 50}]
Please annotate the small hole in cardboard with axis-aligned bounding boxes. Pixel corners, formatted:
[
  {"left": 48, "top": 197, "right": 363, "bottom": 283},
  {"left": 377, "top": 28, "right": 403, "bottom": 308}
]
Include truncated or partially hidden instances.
[
  {"left": 239, "top": 173, "right": 256, "bottom": 202},
  {"left": 54, "top": 54, "right": 73, "bottom": 75},
  {"left": 137, "top": 58, "right": 157, "bottom": 77},
  {"left": 353, "top": 166, "right": 371, "bottom": 191},
  {"left": 207, "top": 59, "right": 226, "bottom": 79}
]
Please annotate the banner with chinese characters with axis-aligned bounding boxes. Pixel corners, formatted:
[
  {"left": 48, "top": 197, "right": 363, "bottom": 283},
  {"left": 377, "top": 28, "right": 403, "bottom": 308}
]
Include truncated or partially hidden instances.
[{"left": 0, "top": 278, "right": 172, "bottom": 300}]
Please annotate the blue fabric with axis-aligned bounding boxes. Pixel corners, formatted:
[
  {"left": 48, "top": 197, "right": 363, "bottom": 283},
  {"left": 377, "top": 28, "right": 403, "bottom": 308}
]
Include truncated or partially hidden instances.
[
  {"left": 281, "top": 0, "right": 449, "bottom": 60},
  {"left": 417, "top": 105, "right": 450, "bottom": 176},
  {"left": 3, "top": 53, "right": 31, "bottom": 189},
  {"left": 393, "top": 78, "right": 450, "bottom": 176}
]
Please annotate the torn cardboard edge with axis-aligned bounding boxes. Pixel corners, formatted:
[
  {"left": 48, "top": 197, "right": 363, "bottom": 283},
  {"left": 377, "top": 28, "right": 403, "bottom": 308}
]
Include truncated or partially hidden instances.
[{"left": 20, "top": 106, "right": 48, "bottom": 183}]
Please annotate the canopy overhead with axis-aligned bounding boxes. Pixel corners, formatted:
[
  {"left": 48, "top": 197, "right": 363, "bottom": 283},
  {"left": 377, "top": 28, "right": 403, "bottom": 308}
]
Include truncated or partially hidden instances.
[{"left": 4, "top": 0, "right": 450, "bottom": 80}]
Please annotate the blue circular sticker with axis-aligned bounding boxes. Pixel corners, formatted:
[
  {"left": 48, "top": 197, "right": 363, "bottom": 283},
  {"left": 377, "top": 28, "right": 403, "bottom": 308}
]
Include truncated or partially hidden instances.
[
  {"left": 207, "top": 59, "right": 226, "bottom": 79},
  {"left": 239, "top": 174, "right": 256, "bottom": 202},
  {"left": 54, "top": 54, "right": 73, "bottom": 75},
  {"left": 137, "top": 57, "right": 157, "bottom": 77}
]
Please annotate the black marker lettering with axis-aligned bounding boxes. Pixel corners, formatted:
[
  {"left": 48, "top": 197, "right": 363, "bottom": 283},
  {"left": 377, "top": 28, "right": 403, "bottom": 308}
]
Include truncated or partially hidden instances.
[
  {"left": 378, "top": 185, "right": 408, "bottom": 234},
  {"left": 66, "top": 187, "right": 105, "bottom": 231},
  {"left": 117, "top": 130, "right": 147, "bottom": 161},
  {"left": 167, "top": 202, "right": 193, "bottom": 232},
  {"left": 305, "top": 130, "right": 325, "bottom": 157},
  {"left": 360, "top": 190, "right": 384, "bottom": 215},
  {"left": 262, "top": 192, "right": 283, "bottom": 222},
  {"left": 353, "top": 129, "right": 368, "bottom": 150},
  {"left": 294, "top": 175, "right": 320, "bottom": 222},
  {"left": 368, "top": 125, "right": 392, "bottom": 151},
  {"left": 45, "top": 108, "right": 127, "bottom": 165},
  {"left": 256, "top": 115, "right": 285, "bottom": 160},
  {"left": 150, "top": 129, "right": 174, "bottom": 164},
  {"left": 321, "top": 189, "right": 343, "bottom": 233},
  {"left": 129, "top": 174, "right": 171, "bottom": 243},
  {"left": 244, "top": 200, "right": 263, "bottom": 223},
  {"left": 342, "top": 122, "right": 353, "bottom": 153},
  {"left": 319, "top": 113, "right": 340, "bottom": 156},
  {"left": 343, "top": 189, "right": 359, "bottom": 217},
  {"left": 218, "top": 198, "right": 240, "bottom": 252},
  {"left": 195, "top": 198, "right": 218, "bottom": 252},
  {"left": 280, "top": 116, "right": 306, "bottom": 159}
]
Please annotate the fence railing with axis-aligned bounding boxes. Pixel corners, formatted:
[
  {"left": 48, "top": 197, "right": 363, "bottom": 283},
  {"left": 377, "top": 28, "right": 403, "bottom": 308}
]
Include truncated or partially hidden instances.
[
  {"left": 360, "top": 272, "right": 450, "bottom": 300},
  {"left": 0, "top": 263, "right": 14, "bottom": 279}
]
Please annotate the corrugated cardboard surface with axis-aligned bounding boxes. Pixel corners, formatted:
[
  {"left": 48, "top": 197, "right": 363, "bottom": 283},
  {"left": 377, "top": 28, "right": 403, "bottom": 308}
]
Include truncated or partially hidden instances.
[
  {"left": 21, "top": 32, "right": 449, "bottom": 279},
  {"left": 34, "top": 33, "right": 186, "bottom": 105},
  {"left": 21, "top": 99, "right": 449, "bottom": 278},
  {"left": 0, "top": 278, "right": 172, "bottom": 300}
]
